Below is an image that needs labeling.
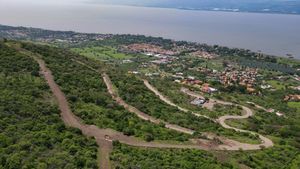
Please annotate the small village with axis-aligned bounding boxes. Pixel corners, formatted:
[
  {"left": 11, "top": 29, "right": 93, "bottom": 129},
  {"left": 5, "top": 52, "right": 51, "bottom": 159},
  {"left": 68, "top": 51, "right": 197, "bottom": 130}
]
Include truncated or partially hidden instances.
[{"left": 121, "top": 42, "right": 300, "bottom": 118}]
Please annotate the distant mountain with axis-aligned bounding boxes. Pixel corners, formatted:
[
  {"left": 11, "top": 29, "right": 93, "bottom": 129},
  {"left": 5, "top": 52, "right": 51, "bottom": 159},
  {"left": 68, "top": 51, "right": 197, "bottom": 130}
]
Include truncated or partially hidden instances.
[{"left": 90, "top": 0, "right": 300, "bottom": 14}]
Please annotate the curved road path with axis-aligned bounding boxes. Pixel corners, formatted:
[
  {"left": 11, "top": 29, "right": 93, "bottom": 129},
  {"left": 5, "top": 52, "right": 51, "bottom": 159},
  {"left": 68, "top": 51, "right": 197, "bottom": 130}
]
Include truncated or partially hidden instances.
[
  {"left": 143, "top": 81, "right": 274, "bottom": 149},
  {"left": 103, "top": 75, "right": 274, "bottom": 150},
  {"left": 143, "top": 80, "right": 213, "bottom": 121},
  {"left": 31, "top": 55, "right": 275, "bottom": 169},
  {"left": 29, "top": 51, "right": 274, "bottom": 168},
  {"left": 181, "top": 88, "right": 273, "bottom": 148}
]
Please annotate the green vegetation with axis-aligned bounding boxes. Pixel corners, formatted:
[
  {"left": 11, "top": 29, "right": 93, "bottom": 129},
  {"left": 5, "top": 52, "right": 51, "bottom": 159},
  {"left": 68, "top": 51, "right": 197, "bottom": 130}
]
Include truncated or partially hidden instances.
[
  {"left": 111, "top": 142, "right": 300, "bottom": 169},
  {"left": 238, "top": 58, "right": 296, "bottom": 74},
  {"left": 0, "top": 42, "right": 98, "bottom": 169},
  {"left": 109, "top": 70, "right": 260, "bottom": 143},
  {"left": 20, "top": 42, "right": 190, "bottom": 142},
  {"left": 111, "top": 141, "right": 235, "bottom": 169},
  {"left": 233, "top": 146, "right": 300, "bottom": 169},
  {"left": 148, "top": 77, "right": 243, "bottom": 118},
  {"left": 288, "top": 102, "right": 300, "bottom": 112},
  {"left": 1, "top": 28, "right": 300, "bottom": 169},
  {"left": 71, "top": 46, "right": 132, "bottom": 60},
  {"left": 267, "top": 80, "right": 286, "bottom": 90},
  {"left": 214, "top": 91, "right": 300, "bottom": 149}
]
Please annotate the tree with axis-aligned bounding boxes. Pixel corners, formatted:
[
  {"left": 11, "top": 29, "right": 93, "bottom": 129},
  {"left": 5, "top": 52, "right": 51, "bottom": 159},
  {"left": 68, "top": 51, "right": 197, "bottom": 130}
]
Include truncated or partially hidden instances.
[{"left": 144, "top": 133, "right": 154, "bottom": 142}]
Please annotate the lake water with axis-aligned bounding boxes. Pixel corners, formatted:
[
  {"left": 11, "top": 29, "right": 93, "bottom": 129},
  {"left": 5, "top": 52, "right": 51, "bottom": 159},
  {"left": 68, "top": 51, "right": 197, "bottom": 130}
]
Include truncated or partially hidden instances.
[{"left": 1, "top": 1, "right": 300, "bottom": 58}]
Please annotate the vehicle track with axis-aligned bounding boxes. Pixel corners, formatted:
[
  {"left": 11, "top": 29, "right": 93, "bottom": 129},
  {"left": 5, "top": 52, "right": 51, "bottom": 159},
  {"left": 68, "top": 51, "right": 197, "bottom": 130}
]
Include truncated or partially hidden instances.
[
  {"left": 10, "top": 42, "right": 276, "bottom": 169},
  {"left": 180, "top": 87, "right": 274, "bottom": 148},
  {"left": 30, "top": 54, "right": 265, "bottom": 169},
  {"left": 143, "top": 80, "right": 214, "bottom": 121},
  {"left": 103, "top": 75, "right": 274, "bottom": 150}
]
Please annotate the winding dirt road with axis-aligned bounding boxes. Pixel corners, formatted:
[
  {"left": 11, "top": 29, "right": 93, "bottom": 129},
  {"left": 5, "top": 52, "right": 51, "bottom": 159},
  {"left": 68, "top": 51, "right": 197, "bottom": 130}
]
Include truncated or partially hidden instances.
[
  {"left": 32, "top": 55, "right": 271, "bottom": 169},
  {"left": 180, "top": 87, "right": 274, "bottom": 148},
  {"left": 143, "top": 80, "right": 213, "bottom": 121},
  {"left": 103, "top": 73, "right": 194, "bottom": 135},
  {"left": 26, "top": 49, "right": 276, "bottom": 169},
  {"left": 103, "top": 75, "right": 274, "bottom": 150}
]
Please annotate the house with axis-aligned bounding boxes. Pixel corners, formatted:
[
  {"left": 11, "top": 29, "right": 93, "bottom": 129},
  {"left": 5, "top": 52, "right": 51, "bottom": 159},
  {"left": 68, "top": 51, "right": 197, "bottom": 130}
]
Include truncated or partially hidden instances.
[
  {"left": 128, "top": 71, "right": 139, "bottom": 75},
  {"left": 284, "top": 95, "right": 300, "bottom": 101},
  {"left": 187, "top": 76, "right": 195, "bottom": 80},
  {"left": 276, "top": 112, "right": 284, "bottom": 117},
  {"left": 122, "top": 59, "right": 133, "bottom": 64},
  {"left": 145, "top": 73, "right": 153, "bottom": 77},
  {"left": 202, "top": 83, "right": 218, "bottom": 93},
  {"left": 191, "top": 98, "right": 206, "bottom": 106},
  {"left": 291, "top": 86, "right": 300, "bottom": 91},
  {"left": 261, "top": 84, "right": 272, "bottom": 89},
  {"left": 247, "top": 87, "right": 256, "bottom": 93},
  {"left": 267, "top": 109, "right": 275, "bottom": 113}
]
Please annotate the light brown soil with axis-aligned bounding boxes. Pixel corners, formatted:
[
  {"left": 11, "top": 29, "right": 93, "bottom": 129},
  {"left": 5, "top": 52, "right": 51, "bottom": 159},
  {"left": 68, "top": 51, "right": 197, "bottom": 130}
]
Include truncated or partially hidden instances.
[
  {"left": 104, "top": 75, "right": 274, "bottom": 150},
  {"left": 29, "top": 52, "right": 273, "bottom": 168},
  {"left": 180, "top": 87, "right": 274, "bottom": 149}
]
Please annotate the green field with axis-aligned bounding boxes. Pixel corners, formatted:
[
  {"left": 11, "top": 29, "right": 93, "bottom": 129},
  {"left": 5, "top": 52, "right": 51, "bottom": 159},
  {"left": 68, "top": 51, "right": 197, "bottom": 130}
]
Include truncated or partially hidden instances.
[
  {"left": 267, "top": 80, "right": 286, "bottom": 90},
  {"left": 71, "top": 46, "right": 132, "bottom": 60},
  {"left": 288, "top": 102, "right": 300, "bottom": 112}
]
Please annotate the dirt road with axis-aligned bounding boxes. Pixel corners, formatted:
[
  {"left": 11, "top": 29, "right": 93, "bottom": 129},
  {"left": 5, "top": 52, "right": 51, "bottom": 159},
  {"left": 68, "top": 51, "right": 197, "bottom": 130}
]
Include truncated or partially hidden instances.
[
  {"left": 18, "top": 47, "right": 274, "bottom": 169},
  {"left": 143, "top": 80, "right": 213, "bottom": 121},
  {"left": 180, "top": 88, "right": 274, "bottom": 148},
  {"left": 103, "top": 73, "right": 195, "bottom": 135},
  {"left": 33, "top": 56, "right": 249, "bottom": 168},
  {"left": 103, "top": 75, "right": 274, "bottom": 150}
]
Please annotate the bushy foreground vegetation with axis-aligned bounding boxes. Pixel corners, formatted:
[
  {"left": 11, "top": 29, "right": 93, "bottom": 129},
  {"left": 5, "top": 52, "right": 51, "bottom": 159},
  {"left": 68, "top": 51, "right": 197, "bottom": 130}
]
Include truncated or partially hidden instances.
[
  {"left": 111, "top": 141, "right": 234, "bottom": 169},
  {"left": 0, "top": 42, "right": 98, "bottom": 169},
  {"left": 108, "top": 70, "right": 260, "bottom": 143},
  {"left": 111, "top": 142, "right": 300, "bottom": 169},
  {"left": 0, "top": 39, "right": 299, "bottom": 169},
  {"left": 20, "top": 42, "right": 190, "bottom": 142}
]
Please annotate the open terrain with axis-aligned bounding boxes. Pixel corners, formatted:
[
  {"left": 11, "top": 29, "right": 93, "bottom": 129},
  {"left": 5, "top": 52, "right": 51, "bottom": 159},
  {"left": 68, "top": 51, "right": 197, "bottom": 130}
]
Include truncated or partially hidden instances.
[{"left": 0, "top": 26, "right": 299, "bottom": 169}]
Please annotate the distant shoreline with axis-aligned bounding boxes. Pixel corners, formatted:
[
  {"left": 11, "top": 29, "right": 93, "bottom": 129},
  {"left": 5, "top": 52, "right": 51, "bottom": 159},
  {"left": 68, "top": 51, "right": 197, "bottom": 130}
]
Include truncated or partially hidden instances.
[
  {"left": 1, "top": 24, "right": 300, "bottom": 61},
  {"left": 1, "top": 4, "right": 299, "bottom": 59},
  {"left": 145, "top": 6, "right": 300, "bottom": 16}
]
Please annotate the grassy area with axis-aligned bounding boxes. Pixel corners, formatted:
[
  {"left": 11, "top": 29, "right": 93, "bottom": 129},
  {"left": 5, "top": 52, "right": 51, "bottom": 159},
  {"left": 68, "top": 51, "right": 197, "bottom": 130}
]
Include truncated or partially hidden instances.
[
  {"left": 71, "top": 46, "right": 132, "bottom": 60},
  {"left": 288, "top": 102, "right": 300, "bottom": 112},
  {"left": 267, "top": 80, "right": 286, "bottom": 90}
]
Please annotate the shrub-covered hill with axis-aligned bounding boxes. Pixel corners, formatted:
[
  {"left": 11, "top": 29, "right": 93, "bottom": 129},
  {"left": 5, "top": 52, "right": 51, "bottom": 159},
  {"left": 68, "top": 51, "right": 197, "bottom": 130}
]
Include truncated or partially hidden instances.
[{"left": 0, "top": 41, "right": 98, "bottom": 169}]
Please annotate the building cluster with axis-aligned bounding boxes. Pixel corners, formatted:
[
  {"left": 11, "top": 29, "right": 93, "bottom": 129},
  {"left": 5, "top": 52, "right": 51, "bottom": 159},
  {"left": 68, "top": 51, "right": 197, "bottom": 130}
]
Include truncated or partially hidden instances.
[
  {"left": 284, "top": 95, "right": 300, "bottom": 102},
  {"left": 150, "top": 54, "right": 177, "bottom": 64},
  {"left": 214, "top": 67, "right": 258, "bottom": 92},
  {"left": 4, "top": 29, "right": 111, "bottom": 44},
  {"left": 173, "top": 75, "right": 218, "bottom": 94},
  {"left": 122, "top": 43, "right": 178, "bottom": 56},
  {"left": 291, "top": 86, "right": 300, "bottom": 91},
  {"left": 190, "top": 50, "right": 218, "bottom": 59}
]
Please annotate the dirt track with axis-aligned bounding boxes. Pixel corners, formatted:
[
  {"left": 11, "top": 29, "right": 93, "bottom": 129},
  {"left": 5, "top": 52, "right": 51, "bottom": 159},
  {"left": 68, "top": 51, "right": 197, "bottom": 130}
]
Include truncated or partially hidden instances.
[
  {"left": 103, "top": 75, "right": 274, "bottom": 150},
  {"left": 144, "top": 80, "right": 213, "bottom": 121},
  {"left": 180, "top": 88, "right": 274, "bottom": 149},
  {"left": 32, "top": 56, "right": 266, "bottom": 169},
  {"left": 30, "top": 53, "right": 274, "bottom": 168}
]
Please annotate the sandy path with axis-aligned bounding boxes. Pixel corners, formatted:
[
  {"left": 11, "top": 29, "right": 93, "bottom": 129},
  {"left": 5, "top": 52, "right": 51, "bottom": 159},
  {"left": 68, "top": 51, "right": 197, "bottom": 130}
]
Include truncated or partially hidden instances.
[
  {"left": 103, "top": 75, "right": 274, "bottom": 150},
  {"left": 31, "top": 56, "right": 248, "bottom": 168},
  {"left": 15, "top": 47, "right": 274, "bottom": 168},
  {"left": 102, "top": 73, "right": 195, "bottom": 135},
  {"left": 180, "top": 88, "right": 274, "bottom": 149},
  {"left": 143, "top": 80, "right": 213, "bottom": 121}
]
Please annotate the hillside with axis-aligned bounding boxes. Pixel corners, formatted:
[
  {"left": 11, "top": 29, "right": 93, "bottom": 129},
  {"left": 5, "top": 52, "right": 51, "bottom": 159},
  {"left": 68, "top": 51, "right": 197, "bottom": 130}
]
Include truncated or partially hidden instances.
[{"left": 0, "top": 27, "right": 300, "bottom": 168}]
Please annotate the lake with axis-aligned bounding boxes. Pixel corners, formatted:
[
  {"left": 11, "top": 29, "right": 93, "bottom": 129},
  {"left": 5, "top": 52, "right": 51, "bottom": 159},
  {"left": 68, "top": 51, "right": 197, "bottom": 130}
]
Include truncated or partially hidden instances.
[{"left": 1, "top": 1, "right": 300, "bottom": 58}]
